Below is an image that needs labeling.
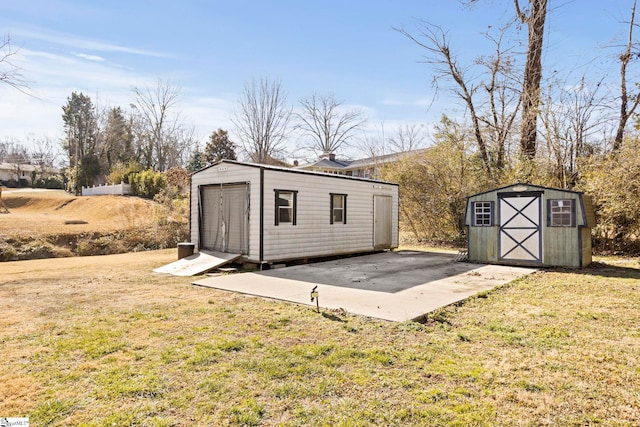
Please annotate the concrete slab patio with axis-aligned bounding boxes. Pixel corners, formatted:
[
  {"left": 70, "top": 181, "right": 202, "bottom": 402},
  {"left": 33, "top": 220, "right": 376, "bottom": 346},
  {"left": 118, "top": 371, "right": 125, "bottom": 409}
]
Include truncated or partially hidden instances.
[{"left": 193, "top": 250, "right": 535, "bottom": 322}]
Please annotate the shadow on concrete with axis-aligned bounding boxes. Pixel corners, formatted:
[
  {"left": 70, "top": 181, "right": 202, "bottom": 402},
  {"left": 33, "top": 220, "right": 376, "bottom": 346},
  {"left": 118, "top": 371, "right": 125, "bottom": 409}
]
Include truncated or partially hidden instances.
[{"left": 255, "top": 250, "right": 482, "bottom": 293}]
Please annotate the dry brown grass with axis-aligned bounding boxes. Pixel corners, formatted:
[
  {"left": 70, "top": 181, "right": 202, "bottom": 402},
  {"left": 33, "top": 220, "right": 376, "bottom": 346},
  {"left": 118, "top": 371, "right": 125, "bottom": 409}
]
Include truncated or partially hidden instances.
[
  {"left": 1, "top": 250, "right": 639, "bottom": 426},
  {"left": 0, "top": 189, "right": 188, "bottom": 260},
  {"left": 2, "top": 190, "right": 640, "bottom": 425},
  {"left": 1, "top": 189, "right": 158, "bottom": 234}
]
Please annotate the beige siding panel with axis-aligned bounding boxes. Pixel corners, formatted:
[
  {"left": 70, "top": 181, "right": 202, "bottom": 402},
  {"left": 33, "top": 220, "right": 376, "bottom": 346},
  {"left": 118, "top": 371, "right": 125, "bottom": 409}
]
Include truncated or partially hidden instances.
[
  {"left": 541, "top": 190, "right": 585, "bottom": 267},
  {"left": 191, "top": 162, "right": 399, "bottom": 263},
  {"left": 262, "top": 169, "right": 398, "bottom": 261},
  {"left": 468, "top": 226, "right": 498, "bottom": 263},
  {"left": 466, "top": 193, "right": 498, "bottom": 262},
  {"left": 582, "top": 195, "right": 596, "bottom": 227}
]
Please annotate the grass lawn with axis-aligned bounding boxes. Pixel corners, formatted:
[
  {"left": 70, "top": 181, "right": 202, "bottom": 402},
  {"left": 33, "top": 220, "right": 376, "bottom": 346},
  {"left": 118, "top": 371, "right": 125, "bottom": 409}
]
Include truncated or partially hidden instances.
[{"left": 1, "top": 250, "right": 639, "bottom": 426}]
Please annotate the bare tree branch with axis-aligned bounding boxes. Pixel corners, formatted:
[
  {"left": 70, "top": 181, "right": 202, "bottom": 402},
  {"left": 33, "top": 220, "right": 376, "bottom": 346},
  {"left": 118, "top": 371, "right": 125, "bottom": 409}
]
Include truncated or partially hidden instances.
[
  {"left": 0, "top": 34, "right": 31, "bottom": 95},
  {"left": 295, "top": 93, "right": 366, "bottom": 155},
  {"left": 396, "top": 22, "right": 522, "bottom": 178},
  {"left": 539, "top": 75, "right": 607, "bottom": 187},
  {"left": 232, "top": 77, "right": 292, "bottom": 164},
  {"left": 388, "top": 123, "right": 427, "bottom": 153},
  {"left": 133, "top": 79, "right": 184, "bottom": 171},
  {"left": 613, "top": 0, "right": 640, "bottom": 151},
  {"left": 513, "top": 0, "right": 527, "bottom": 22}
]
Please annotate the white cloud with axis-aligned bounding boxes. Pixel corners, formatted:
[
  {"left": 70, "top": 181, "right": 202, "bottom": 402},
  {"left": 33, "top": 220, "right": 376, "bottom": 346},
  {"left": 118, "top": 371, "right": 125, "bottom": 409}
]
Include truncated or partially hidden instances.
[
  {"left": 1, "top": 46, "right": 238, "bottom": 148},
  {"left": 0, "top": 87, "right": 64, "bottom": 140},
  {"left": 72, "top": 52, "right": 105, "bottom": 62},
  {"left": 381, "top": 96, "right": 434, "bottom": 108},
  {"left": 11, "top": 26, "right": 170, "bottom": 58},
  {"left": 178, "top": 95, "right": 236, "bottom": 143}
]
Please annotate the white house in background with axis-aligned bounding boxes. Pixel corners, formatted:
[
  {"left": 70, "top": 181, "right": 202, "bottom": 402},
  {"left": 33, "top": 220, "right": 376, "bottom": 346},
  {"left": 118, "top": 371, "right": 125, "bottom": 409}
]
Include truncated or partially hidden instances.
[
  {"left": 190, "top": 159, "right": 399, "bottom": 266},
  {"left": 295, "top": 148, "right": 430, "bottom": 179},
  {"left": 0, "top": 162, "right": 61, "bottom": 187}
]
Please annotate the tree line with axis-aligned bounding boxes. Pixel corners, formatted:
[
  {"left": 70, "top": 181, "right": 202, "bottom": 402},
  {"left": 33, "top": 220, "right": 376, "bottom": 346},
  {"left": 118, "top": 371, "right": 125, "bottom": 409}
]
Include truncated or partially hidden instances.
[
  {"left": 383, "top": 0, "right": 640, "bottom": 253},
  {"left": 57, "top": 77, "right": 378, "bottom": 195},
  {"left": 2, "top": 1, "right": 640, "bottom": 253}
]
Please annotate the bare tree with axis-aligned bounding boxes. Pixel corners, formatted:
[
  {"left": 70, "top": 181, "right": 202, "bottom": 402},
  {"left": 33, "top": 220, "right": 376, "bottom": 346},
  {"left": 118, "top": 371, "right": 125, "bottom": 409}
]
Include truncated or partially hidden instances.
[
  {"left": 539, "top": 76, "right": 606, "bottom": 187},
  {"left": 169, "top": 126, "right": 199, "bottom": 169},
  {"left": 232, "top": 77, "right": 292, "bottom": 164},
  {"left": 397, "top": 23, "right": 520, "bottom": 179},
  {"left": 354, "top": 121, "right": 388, "bottom": 161},
  {"left": 388, "top": 123, "right": 427, "bottom": 153},
  {"left": 133, "top": 79, "right": 184, "bottom": 171},
  {"left": 28, "top": 135, "right": 61, "bottom": 165},
  {"left": 613, "top": 0, "right": 640, "bottom": 152},
  {"left": 515, "top": 0, "right": 548, "bottom": 160},
  {"left": 0, "top": 34, "right": 29, "bottom": 94},
  {"left": 295, "top": 93, "right": 365, "bottom": 155},
  {"left": 475, "top": 30, "right": 522, "bottom": 170}
]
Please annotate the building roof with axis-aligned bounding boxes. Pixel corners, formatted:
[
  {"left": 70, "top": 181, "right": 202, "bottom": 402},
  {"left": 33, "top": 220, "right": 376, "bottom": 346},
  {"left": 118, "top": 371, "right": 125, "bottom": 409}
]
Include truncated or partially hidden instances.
[
  {"left": 296, "top": 148, "right": 430, "bottom": 172},
  {"left": 193, "top": 159, "right": 399, "bottom": 186},
  {"left": 466, "top": 182, "right": 586, "bottom": 199},
  {"left": 348, "top": 148, "right": 430, "bottom": 168},
  {"left": 298, "top": 157, "right": 354, "bottom": 170},
  {"left": 0, "top": 162, "right": 60, "bottom": 174}
]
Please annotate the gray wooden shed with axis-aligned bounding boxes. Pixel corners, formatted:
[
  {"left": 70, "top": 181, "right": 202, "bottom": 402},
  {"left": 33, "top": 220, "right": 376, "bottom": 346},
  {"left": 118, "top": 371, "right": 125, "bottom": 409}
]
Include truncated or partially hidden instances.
[
  {"left": 464, "top": 183, "right": 595, "bottom": 268},
  {"left": 189, "top": 160, "right": 399, "bottom": 266}
]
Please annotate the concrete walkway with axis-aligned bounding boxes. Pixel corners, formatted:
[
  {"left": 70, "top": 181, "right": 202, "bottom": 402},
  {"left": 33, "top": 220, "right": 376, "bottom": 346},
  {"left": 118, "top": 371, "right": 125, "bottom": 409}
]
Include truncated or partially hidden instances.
[{"left": 193, "top": 251, "right": 535, "bottom": 322}]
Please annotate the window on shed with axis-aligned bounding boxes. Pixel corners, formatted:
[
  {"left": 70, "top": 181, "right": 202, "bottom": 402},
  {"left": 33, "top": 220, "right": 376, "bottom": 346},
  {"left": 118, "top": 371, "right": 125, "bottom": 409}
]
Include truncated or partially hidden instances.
[
  {"left": 330, "top": 193, "right": 347, "bottom": 224},
  {"left": 549, "top": 199, "right": 575, "bottom": 227},
  {"left": 472, "top": 201, "right": 493, "bottom": 226},
  {"left": 275, "top": 190, "right": 297, "bottom": 225}
]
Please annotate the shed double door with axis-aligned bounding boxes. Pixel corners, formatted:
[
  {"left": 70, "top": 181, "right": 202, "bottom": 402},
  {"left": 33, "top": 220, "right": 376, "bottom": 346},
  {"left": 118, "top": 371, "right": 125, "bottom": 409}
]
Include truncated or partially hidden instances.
[
  {"left": 199, "top": 183, "right": 249, "bottom": 254},
  {"left": 498, "top": 193, "right": 542, "bottom": 263}
]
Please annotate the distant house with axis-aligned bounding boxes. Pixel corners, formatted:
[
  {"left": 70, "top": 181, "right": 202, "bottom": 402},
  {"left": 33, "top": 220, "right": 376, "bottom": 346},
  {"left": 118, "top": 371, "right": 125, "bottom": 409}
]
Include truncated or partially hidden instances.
[
  {"left": 296, "top": 149, "right": 429, "bottom": 179},
  {"left": 0, "top": 162, "right": 61, "bottom": 187}
]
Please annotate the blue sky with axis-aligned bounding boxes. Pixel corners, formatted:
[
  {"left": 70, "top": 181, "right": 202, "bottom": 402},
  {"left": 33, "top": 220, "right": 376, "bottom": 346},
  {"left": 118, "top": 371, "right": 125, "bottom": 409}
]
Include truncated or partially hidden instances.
[{"left": 0, "top": 0, "right": 636, "bottom": 160}]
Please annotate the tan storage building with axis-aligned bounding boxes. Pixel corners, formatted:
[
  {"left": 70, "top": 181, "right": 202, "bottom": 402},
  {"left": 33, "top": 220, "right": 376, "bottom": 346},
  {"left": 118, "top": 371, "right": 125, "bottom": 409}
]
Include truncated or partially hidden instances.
[{"left": 190, "top": 160, "right": 399, "bottom": 266}]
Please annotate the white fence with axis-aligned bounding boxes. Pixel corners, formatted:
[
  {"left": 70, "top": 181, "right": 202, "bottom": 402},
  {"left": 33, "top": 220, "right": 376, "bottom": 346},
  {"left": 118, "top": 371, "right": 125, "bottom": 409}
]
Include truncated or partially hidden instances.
[{"left": 81, "top": 182, "right": 132, "bottom": 196}]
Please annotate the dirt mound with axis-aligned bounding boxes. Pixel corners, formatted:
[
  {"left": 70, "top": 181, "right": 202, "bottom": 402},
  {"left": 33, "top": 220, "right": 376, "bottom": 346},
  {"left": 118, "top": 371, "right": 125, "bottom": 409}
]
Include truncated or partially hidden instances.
[
  {"left": 2, "top": 189, "right": 158, "bottom": 234},
  {"left": 0, "top": 189, "right": 188, "bottom": 261}
]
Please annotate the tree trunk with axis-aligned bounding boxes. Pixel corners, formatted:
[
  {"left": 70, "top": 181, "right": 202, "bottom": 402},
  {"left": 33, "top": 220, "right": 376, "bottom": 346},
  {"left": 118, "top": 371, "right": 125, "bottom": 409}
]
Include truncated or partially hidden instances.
[
  {"left": 613, "top": 0, "right": 639, "bottom": 152},
  {"left": 518, "top": 0, "right": 547, "bottom": 160}
]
